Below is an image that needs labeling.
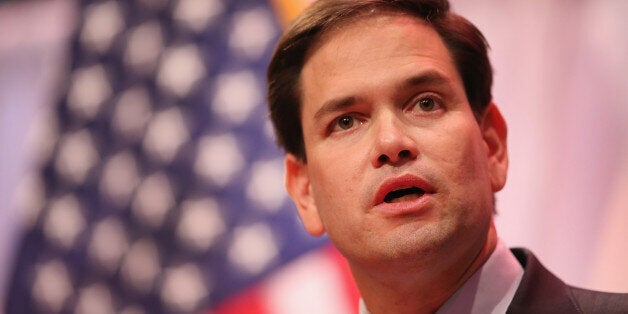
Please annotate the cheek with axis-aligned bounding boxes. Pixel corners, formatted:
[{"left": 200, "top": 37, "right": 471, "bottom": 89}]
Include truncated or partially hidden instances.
[
  {"left": 308, "top": 154, "right": 360, "bottom": 208},
  {"left": 307, "top": 152, "right": 373, "bottom": 241},
  {"left": 427, "top": 122, "right": 489, "bottom": 183},
  {"left": 306, "top": 134, "right": 369, "bottom": 196},
  {"left": 424, "top": 123, "right": 495, "bottom": 222}
]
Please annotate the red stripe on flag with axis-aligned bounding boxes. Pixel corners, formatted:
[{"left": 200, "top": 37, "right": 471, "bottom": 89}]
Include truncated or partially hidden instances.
[
  {"left": 211, "top": 243, "right": 362, "bottom": 313},
  {"left": 212, "top": 285, "right": 268, "bottom": 314},
  {"left": 325, "top": 245, "right": 361, "bottom": 313}
]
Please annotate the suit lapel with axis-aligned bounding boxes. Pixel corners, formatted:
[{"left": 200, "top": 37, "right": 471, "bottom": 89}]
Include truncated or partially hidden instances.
[{"left": 506, "top": 248, "right": 582, "bottom": 313}]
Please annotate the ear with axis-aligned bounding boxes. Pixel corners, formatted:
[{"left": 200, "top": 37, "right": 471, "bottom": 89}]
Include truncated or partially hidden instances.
[
  {"left": 480, "top": 103, "right": 509, "bottom": 192},
  {"left": 285, "top": 154, "right": 325, "bottom": 236}
]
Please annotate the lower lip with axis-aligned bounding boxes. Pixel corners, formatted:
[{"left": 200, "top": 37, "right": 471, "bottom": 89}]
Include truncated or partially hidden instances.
[{"left": 372, "top": 194, "right": 433, "bottom": 217}]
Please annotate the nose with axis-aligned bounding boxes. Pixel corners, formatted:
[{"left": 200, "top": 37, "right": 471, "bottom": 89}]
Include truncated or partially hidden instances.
[{"left": 370, "top": 114, "right": 418, "bottom": 167}]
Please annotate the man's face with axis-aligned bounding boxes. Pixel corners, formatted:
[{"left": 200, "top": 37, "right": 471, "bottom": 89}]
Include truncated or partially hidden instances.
[{"left": 285, "top": 13, "right": 508, "bottom": 268}]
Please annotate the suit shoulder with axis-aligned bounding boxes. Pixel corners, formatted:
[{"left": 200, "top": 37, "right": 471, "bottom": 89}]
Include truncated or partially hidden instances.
[
  {"left": 508, "top": 248, "right": 628, "bottom": 313},
  {"left": 570, "top": 287, "right": 628, "bottom": 313}
]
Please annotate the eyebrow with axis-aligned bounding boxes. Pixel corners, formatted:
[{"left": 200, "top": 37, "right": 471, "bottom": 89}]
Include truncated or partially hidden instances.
[
  {"left": 312, "top": 70, "right": 453, "bottom": 120},
  {"left": 313, "top": 96, "right": 358, "bottom": 121},
  {"left": 402, "top": 70, "right": 452, "bottom": 89}
]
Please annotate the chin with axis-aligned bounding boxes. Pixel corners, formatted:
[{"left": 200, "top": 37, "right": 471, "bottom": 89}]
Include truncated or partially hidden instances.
[{"left": 356, "top": 223, "right": 457, "bottom": 265}]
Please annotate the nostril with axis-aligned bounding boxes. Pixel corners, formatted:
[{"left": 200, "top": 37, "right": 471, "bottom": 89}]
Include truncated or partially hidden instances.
[{"left": 378, "top": 150, "right": 412, "bottom": 165}]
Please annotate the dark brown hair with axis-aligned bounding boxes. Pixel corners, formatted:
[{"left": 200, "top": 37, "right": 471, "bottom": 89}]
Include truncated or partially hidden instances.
[{"left": 267, "top": 0, "right": 492, "bottom": 161}]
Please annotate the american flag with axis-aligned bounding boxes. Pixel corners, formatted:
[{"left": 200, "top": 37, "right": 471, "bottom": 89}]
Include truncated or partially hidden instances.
[{"left": 5, "top": 0, "right": 358, "bottom": 312}]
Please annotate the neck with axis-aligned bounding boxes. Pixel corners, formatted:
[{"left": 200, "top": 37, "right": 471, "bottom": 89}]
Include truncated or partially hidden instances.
[{"left": 353, "top": 223, "right": 498, "bottom": 314}]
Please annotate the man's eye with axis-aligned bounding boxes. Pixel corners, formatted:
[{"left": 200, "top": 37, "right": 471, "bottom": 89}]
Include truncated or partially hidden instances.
[
  {"left": 413, "top": 97, "right": 440, "bottom": 112},
  {"left": 336, "top": 115, "right": 355, "bottom": 130}
]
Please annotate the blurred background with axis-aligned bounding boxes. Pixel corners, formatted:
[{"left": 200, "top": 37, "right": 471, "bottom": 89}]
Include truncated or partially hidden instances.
[{"left": 0, "top": 0, "right": 626, "bottom": 313}]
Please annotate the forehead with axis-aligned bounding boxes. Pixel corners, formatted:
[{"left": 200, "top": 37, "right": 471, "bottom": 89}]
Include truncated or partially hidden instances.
[
  {"left": 300, "top": 12, "right": 462, "bottom": 109},
  {"left": 307, "top": 11, "right": 442, "bottom": 61}
]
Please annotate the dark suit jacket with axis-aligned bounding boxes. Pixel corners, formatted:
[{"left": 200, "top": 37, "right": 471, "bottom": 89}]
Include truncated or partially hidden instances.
[{"left": 507, "top": 248, "right": 628, "bottom": 313}]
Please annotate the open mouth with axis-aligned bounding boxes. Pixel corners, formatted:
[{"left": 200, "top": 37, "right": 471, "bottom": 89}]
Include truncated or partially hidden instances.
[
  {"left": 374, "top": 174, "right": 434, "bottom": 207},
  {"left": 383, "top": 187, "right": 426, "bottom": 203}
]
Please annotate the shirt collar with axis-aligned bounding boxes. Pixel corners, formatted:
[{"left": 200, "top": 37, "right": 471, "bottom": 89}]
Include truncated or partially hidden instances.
[{"left": 359, "top": 239, "right": 524, "bottom": 314}]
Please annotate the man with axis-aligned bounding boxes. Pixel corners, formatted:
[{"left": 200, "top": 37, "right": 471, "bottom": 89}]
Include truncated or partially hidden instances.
[{"left": 266, "top": 0, "right": 628, "bottom": 313}]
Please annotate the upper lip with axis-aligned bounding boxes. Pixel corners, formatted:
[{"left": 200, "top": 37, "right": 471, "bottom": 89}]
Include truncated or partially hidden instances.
[{"left": 373, "top": 173, "right": 435, "bottom": 206}]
